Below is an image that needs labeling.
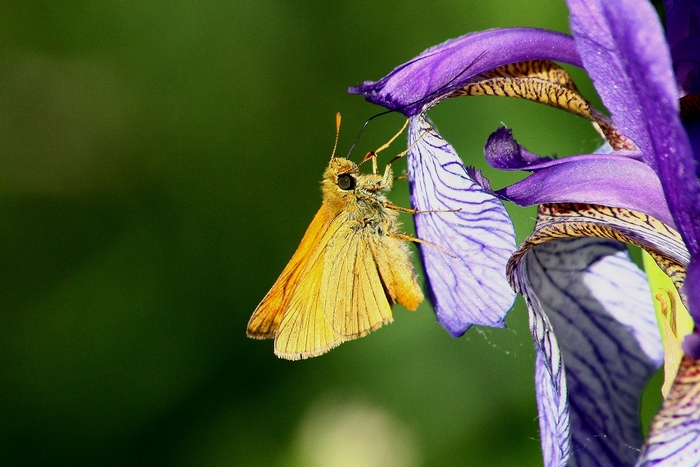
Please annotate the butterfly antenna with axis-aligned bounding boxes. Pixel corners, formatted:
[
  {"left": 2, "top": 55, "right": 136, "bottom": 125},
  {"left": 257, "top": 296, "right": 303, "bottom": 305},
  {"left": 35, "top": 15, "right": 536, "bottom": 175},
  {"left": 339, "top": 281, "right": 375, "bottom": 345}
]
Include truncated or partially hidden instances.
[
  {"left": 346, "top": 50, "right": 488, "bottom": 159},
  {"left": 329, "top": 112, "right": 342, "bottom": 163},
  {"left": 345, "top": 109, "right": 393, "bottom": 160}
]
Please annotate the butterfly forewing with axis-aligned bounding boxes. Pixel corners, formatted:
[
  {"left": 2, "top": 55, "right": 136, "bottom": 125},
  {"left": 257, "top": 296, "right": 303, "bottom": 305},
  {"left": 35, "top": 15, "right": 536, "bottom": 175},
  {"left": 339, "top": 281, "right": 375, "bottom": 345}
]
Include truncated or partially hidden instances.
[
  {"left": 265, "top": 205, "right": 350, "bottom": 359},
  {"left": 273, "top": 257, "right": 343, "bottom": 360},
  {"left": 247, "top": 205, "right": 332, "bottom": 339}
]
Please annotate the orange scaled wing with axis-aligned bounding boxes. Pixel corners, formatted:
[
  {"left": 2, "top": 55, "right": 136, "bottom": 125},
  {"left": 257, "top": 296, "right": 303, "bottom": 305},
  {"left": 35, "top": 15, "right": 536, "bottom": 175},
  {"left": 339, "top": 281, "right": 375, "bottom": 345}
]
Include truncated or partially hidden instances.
[
  {"left": 271, "top": 207, "right": 358, "bottom": 359},
  {"left": 247, "top": 204, "right": 332, "bottom": 339},
  {"left": 323, "top": 229, "right": 394, "bottom": 339},
  {"left": 375, "top": 235, "right": 423, "bottom": 311}
]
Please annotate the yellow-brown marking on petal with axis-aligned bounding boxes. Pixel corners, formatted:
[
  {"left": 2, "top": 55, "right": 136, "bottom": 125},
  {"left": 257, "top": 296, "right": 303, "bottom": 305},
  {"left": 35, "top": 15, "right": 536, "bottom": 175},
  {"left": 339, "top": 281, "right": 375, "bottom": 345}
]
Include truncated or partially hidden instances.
[{"left": 507, "top": 203, "right": 688, "bottom": 302}]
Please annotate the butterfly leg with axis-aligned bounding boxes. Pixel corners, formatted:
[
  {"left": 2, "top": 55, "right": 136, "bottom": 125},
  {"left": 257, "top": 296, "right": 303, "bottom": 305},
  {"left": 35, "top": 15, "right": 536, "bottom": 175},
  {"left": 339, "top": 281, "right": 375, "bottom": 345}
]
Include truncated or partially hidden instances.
[
  {"left": 382, "top": 202, "right": 461, "bottom": 215},
  {"left": 389, "top": 233, "right": 456, "bottom": 258},
  {"left": 361, "top": 118, "right": 410, "bottom": 174},
  {"left": 380, "top": 127, "right": 433, "bottom": 186}
]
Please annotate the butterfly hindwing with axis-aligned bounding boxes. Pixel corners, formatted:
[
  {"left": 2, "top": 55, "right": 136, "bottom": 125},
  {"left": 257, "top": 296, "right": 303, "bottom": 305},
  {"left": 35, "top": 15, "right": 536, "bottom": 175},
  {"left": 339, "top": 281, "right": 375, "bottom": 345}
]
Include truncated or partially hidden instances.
[{"left": 375, "top": 235, "right": 424, "bottom": 311}]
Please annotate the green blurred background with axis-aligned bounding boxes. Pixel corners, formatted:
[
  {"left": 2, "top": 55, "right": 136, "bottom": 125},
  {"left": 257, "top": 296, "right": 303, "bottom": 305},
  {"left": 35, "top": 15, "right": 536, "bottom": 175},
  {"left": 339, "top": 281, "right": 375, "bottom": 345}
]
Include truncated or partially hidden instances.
[{"left": 0, "top": 1, "right": 653, "bottom": 466}]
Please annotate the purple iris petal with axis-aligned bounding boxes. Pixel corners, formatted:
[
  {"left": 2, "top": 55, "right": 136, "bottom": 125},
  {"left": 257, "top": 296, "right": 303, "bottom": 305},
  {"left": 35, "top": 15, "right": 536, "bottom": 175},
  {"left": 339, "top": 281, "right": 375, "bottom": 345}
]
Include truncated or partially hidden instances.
[
  {"left": 566, "top": 0, "right": 676, "bottom": 166},
  {"left": 682, "top": 256, "right": 700, "bottom": 358},
  {"left": 512, "top": 237, "right": 662, "bottom": 467},
  {"left": 671, "top": 33, "right": 700, "bottom": 67},
  {"left": 496, "top": 160, "right": 673, "bottom": 228},
  {"left": 672, "top": 35, "right": 700, "bottom": 64},
  {"left": 484, "top": 128, "right": 674, "bottom": 228},
  {"left": 485, "top": 127, "right": 644, "bottom": 171},
  {"left": 687, "top": 119, "right": 700, "bottom": 174},
  {"left": 482, "top": 127, "right": 555, "bottom": 169},
  {"left": 534, "top": 349, "right": 570, "bottom": 467},
  {"left": 664, "top": 0, "right": 700, "bottom": 95},
  {"left": 349, "top": 28, "right": 582, "bottom": 117},
  {"left": 670, "top": 35, "right": 700, "bottom": 95},
  {"left": 407, "top": 116, "right": 516, "bottom": 336},
  {"left": 664, "top": 0, "right": 700, "bottom": 49},
  {"left": 567, "top": 0, "right": 700, "bottom": 256}
]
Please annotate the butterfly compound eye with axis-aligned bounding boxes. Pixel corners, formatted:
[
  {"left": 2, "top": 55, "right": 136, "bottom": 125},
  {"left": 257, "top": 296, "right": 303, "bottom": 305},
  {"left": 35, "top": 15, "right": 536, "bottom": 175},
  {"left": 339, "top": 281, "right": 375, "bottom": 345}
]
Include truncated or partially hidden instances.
[{"left": 337, "top": 174, "right": 356, "bottom": 190}]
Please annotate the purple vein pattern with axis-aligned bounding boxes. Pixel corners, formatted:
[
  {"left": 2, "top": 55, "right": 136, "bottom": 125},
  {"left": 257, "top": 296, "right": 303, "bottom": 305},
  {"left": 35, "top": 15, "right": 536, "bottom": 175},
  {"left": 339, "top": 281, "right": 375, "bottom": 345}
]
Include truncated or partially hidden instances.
[
  {"left": 532, "top": 308, "right": 570, "bottom": 467},
  {"left": 407, "top": 115, "right": 516, "bottom": 336},
  {"left": 639, "top": 386, "right": 700, "bottom": 467},
  {"left": 513, "top": 237, "right": 663, "bottom": 466}
]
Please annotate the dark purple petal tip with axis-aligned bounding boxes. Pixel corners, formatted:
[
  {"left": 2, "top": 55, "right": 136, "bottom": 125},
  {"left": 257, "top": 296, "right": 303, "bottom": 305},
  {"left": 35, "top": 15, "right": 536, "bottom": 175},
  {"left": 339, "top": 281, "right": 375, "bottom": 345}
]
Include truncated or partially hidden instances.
[
  {"left": 684, "top": 256, "right": 700, "bottom": 330},
  {"left": 485, "top": 127, "right": 553, "bottom": 170},
  {"left": 485, "top": 131, "right": 675, "bottom": 228},
  {"left": 664, "top": 0, "right": 700, "bottom": 95},
  {"left": 682, "top": 332, "right": 700, "bottom": 360}
]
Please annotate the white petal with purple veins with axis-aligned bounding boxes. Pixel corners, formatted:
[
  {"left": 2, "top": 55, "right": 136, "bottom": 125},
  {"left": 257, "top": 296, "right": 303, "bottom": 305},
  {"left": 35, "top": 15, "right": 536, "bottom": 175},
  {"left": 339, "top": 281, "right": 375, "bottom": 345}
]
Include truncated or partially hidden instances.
[
  {"left": 512, "top": 238, "right": 662, "bottom": 466},
  {"left": 407, "top": 116, "right": 516, "bottom": 336}
]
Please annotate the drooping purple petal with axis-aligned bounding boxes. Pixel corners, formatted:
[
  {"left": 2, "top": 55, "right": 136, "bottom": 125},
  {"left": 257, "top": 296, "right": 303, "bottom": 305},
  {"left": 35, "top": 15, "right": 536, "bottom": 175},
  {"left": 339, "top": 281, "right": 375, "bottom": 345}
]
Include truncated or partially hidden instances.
[
  {"left": 567, "top": 0, "right": 700, "bottom": 256},
  {"left": 483, "top": 129, "right": 674, "bottom": 228},
  {"left": 349, "top": 28, "right": 582, "bottom": 117},
  {"left": 407, "top": 116, "right": 516, "bottom": 336},
  {"left": 511, "top": 237, "right": 663, "bottom": 467},
  {"left": 494, "top": 160, "right": 672, "bottom": 227}
]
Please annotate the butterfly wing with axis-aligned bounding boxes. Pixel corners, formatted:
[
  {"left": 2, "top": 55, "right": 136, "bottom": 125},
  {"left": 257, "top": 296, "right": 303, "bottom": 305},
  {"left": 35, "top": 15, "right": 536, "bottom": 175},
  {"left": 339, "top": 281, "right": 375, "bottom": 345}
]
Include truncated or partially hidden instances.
[
  {"left": 326, "top": 227, "right": 424, "bottom": 338},
  {"left": 323, "top": 228, "right": 394, "bottom": 339},
  {"left": 249, "top": 197, "right": 423, "bottom": 358},
  {"left": 247, "top": 205, "right": 333, "bottom": 339},
  {"left": 376, "top": 235, "right": 424, "bottom": 311},
  {"left": 271, "top": 209, "right": 353, "bottom": 360},
  {"left": 272, "top": 256, "right": 344, "bottom": 360}
]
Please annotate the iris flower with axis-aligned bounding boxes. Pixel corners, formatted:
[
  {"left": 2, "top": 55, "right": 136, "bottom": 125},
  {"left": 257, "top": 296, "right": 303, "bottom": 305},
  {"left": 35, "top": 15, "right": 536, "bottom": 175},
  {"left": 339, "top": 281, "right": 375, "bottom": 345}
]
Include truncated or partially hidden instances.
[{"left": 350, "top": 0, "right": 700, "bottom": 465}]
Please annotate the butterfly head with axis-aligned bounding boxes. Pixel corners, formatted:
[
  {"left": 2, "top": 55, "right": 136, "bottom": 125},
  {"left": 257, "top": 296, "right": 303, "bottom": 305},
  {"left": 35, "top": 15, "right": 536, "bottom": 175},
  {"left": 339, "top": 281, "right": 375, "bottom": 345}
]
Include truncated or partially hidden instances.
[{"left": 322, "top": 157, "right": 388, "bottom": 207}]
